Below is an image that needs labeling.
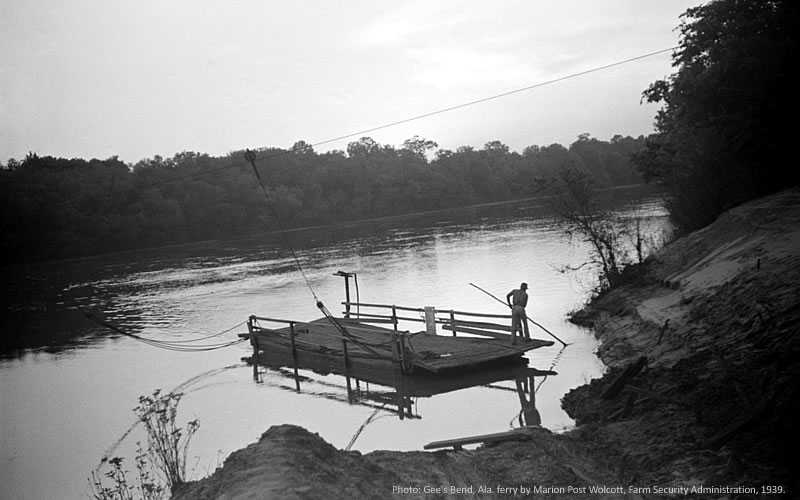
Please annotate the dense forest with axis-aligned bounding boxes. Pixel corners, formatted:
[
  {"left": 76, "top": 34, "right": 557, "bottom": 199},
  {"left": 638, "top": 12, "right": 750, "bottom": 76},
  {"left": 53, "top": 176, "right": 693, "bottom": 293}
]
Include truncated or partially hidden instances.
[
  {"left": 0, "top": 134, "right": 646, "bottom": 264},
  {"left": 633, "top": 0, "right": 798, "bottom": 231}
]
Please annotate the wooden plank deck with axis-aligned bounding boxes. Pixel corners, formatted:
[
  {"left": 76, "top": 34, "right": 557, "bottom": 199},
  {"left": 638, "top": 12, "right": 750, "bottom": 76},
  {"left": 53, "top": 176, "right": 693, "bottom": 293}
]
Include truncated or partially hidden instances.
[{"left": 248, "top": 317, "right": 553, "bottom": 374}]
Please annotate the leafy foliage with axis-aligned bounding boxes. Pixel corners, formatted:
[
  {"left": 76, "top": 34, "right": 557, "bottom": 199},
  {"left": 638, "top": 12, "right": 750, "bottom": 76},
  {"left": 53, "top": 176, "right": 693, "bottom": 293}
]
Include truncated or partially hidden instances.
[
  {"left": 135, "top": 390, "right": 199, "bottom": 493},
  {"left": 90, "top": 457, "right": 137, "bottom": 500},
  {"left": 89, "top": 446, "right": 165, "bottom": 500},
  {"left": 89, "top": 389, "right": 198, "bottom": 499},
  {"left": 546, "top": 167, "right": 661, "bottom": 296},
  {"left": 2, "top": 135, "right": 647, "bottom": 264},
  {"left": 634, "top": 0, "right": 799, "bottom": 232}
]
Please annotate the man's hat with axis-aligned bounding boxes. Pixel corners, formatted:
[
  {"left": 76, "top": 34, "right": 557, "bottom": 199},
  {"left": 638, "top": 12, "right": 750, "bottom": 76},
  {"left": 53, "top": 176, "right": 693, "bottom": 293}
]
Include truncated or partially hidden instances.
[{"left": 521, "top": 282, "right": 528, "bottom": 289}]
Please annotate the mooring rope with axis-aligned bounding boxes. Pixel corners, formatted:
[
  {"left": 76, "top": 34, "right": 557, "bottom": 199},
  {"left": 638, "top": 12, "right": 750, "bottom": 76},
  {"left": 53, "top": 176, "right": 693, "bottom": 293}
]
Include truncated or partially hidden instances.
[
  {"left": 243, "top": 149, "right": 405, "bottom": 361},
  {"left": 345, "top": 404, "right": 388, "bottom": 451},
  {"left": 96, "top": 362, "right": 247, "bottom": 471},
  {"left": 40, "top": 274, "right": 247, "bottom": 352},
  {"left": 244, "top": 149, "right": 319, "bottom": 302},
  {"left": 314, "top": 301, "right": 398, "bottom": 360}
]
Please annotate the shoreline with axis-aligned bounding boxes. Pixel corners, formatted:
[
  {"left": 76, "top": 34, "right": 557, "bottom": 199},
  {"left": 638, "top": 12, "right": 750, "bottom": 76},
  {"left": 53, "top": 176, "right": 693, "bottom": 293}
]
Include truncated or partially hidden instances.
[{"left": 173, "top": 188, "right": 799, "bottom": 499}]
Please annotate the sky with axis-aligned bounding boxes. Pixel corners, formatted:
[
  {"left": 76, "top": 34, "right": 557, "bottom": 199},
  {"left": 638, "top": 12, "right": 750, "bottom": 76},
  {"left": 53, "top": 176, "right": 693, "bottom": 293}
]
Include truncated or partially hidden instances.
[{"left": 1, "top": 0, "right": 702, "bottom": 164}]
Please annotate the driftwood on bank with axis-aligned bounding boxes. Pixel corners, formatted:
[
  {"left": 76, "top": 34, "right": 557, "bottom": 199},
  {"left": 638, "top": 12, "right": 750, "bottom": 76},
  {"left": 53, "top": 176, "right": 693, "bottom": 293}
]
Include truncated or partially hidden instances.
[
  {"left": 600, "top": 356, "right": 648, "bottom": 400},
  {"left": 424, "top": 427, "right": 546, "bottom": 451}
]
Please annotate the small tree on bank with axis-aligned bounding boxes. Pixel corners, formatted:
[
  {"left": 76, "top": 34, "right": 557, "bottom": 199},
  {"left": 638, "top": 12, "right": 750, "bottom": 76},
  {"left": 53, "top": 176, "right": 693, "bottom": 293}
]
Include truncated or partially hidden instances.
[
  {"left": 135, "top": 390, "right": 199, "bottom": 493},
  {"left": 89, "top": 390, "right": 199, "bottom": 500},
  {"left": 546, "top": 168, "right": 658, "bottom": 297}
]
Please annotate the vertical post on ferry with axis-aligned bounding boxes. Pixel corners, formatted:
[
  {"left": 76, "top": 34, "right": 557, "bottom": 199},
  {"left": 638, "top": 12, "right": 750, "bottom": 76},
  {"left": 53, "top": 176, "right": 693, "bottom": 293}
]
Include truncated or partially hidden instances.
[
  {"left": 341, "top": 335, "right": 352, "bottom": 397},
  {"left": 248, "top": 315, "right": 260, "bottom": 382},
  {"left": 290, "top": 322, "right": 300, "bottom": 391},
  {"left": 424, "top": 306, "right": 436, "bottom": 335},
  {"left": 334, "top": 271, "right": 355, "bottom": 318}
]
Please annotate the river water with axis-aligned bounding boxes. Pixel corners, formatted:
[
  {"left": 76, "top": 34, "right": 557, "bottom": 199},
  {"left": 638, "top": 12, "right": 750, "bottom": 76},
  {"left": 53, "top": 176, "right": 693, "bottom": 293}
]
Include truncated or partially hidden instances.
[{"left": 0, "top": 187, "right": 668, "bottom": 500}]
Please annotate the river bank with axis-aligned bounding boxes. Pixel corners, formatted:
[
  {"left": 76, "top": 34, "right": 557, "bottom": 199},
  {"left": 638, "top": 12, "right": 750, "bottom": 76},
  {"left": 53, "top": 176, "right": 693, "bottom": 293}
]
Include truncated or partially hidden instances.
[
  {"left": 173, "top": 188, "right": 799, "bottom": 499},
  {"left": 562, "top": 187, "right": 799, "bottom": 497}
]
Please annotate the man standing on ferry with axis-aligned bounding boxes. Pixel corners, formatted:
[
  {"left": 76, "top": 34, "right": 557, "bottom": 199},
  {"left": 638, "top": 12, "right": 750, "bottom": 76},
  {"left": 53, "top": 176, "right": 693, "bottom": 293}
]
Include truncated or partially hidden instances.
[{"left": 506, "top": 282, "right": 530, "bottom": 345}]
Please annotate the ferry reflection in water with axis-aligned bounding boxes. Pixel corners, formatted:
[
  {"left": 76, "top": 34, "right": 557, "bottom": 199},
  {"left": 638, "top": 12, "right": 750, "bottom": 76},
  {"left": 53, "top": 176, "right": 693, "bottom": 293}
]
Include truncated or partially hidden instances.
[{"left": 250, "top": 346, "right": 556, "bottom": 430}]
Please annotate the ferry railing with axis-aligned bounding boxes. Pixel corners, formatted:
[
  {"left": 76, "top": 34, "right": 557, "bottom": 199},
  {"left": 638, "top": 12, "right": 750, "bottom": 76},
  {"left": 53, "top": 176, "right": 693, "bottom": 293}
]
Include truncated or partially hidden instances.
[
  {"left": 341, "top": 301, "right": 513, "bottom": 339},
  {"left": 246, "top": 315, "right": 306, "bottom": 381}
]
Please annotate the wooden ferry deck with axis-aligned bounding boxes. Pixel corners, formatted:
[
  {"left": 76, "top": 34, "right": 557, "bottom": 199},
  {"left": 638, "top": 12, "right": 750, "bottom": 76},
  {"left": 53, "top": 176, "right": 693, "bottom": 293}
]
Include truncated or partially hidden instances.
[{"left": 245, "top": 316, "right": 554, "bottom": 375}]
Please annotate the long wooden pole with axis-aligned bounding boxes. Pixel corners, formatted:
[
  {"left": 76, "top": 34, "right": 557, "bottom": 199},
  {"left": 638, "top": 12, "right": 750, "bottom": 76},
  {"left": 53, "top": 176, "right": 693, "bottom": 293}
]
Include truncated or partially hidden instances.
[{"left": 469, "top": 282, "right": 569, "bottom": 347}]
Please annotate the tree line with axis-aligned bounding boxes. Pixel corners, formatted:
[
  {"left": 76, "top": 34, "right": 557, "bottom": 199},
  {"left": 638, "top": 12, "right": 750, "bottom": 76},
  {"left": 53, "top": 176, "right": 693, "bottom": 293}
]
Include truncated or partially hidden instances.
[
  {"left": 4, "top": 0, "right": 796, "bottom": 266},
  {"left": 1, "top": 134, "right": 646, "bottom": 264}
]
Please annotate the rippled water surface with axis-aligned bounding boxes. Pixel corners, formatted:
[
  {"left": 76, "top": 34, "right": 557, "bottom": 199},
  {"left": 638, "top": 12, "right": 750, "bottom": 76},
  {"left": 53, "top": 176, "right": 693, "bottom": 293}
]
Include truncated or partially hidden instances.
[{"left": 1, "top": 188, "right": 669, "bottom": 500}]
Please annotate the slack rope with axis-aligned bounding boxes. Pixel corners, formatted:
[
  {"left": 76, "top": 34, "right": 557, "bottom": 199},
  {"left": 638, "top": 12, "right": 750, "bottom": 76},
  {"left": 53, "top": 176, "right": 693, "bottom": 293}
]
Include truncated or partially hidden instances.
[{"left": 40, "top": 274, "right": 247, "bottom": 352}]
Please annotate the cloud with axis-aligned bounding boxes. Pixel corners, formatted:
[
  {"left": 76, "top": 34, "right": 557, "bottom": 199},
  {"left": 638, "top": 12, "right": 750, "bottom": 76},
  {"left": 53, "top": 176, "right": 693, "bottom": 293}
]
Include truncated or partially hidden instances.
[
  {"left": 409, "top": 46, "right": 540, "bottom": 90},
  {"left": 353, "top": 2, "right": 477, "bottom": 47},
  {"left": 1, "top": 0, "right": 699, "bottom": 162}
]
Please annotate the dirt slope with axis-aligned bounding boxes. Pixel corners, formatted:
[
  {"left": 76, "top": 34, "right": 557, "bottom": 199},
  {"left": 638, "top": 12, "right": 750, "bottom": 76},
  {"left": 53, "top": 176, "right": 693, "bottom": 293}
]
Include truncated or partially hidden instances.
[
  {"left": 173, "top": 425, "right": 632, "bottom": 500},
  {"left": 173, "top": 188, "right": 800, "bottom": 499},
  {"left": 564, "top": 187, "right": 800, "bottom": 494}
]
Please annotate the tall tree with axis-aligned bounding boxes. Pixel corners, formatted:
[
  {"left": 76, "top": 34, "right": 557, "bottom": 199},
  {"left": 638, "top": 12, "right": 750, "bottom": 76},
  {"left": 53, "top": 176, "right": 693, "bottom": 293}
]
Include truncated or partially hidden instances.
[
  {"left": 401, "top": 135, "right": 438, "bottom": 162},
  {"left": 635, "top": 0, "right": 798, "bottom": 232}
]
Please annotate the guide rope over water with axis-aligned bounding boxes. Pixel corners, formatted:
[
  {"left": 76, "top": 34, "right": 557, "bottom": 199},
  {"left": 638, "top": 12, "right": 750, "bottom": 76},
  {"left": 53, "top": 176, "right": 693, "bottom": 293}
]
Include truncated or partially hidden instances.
[
  {"left": 39, "top": 275, "right": 247, "bottom": 352},
  {"left": 244, "top": 150, "right": 390, "bottom": 355}
]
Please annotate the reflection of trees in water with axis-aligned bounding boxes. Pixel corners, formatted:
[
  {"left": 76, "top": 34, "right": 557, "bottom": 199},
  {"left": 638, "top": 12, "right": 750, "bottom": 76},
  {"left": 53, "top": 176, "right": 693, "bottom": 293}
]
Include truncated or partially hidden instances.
[{"left": 1, "top": 274, "right": 147, "bottom": 358}]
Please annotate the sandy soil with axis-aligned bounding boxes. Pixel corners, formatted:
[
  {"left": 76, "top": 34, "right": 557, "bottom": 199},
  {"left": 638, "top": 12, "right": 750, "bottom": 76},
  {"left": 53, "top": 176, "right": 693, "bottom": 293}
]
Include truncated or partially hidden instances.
[{"left": 173, "top": 188, "right": 800, "bottom": 500}]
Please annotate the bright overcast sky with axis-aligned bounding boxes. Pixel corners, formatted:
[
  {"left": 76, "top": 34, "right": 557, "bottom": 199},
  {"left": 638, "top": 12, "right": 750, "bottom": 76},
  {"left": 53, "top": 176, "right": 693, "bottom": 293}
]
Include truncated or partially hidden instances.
[{"left": 1, "top": 1, "right": 701, "bottom": 164}]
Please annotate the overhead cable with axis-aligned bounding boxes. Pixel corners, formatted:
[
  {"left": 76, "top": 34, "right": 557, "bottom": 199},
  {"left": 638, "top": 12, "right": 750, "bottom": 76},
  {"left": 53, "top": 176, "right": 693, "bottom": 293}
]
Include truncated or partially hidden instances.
[{"left": 41, "top": 46, "right": 678, "bottom": 209}]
